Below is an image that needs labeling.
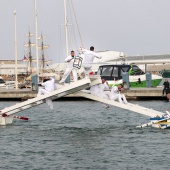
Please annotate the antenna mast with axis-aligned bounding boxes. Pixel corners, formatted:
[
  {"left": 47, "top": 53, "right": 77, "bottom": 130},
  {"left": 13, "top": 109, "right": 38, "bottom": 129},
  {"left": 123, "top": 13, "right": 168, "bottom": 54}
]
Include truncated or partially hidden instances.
[
  {"left": 34, "top": 0, "right": 39, "bottom": 74},
  {"left": 64, "top": 0, "right": 69, "bottom": 56},
  {"left": 14, "top": 10, "right": 18, "bottom": 89}
]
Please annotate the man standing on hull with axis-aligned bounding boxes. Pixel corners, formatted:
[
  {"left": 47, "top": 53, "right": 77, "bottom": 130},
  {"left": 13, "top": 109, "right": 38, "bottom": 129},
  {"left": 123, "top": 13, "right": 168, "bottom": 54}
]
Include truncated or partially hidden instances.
[
  {"left": 59, "top": 51, "right": 77, "bottom": 83},
  {"left": 79, "top": 46, "right": 102, "bottom": 75}
]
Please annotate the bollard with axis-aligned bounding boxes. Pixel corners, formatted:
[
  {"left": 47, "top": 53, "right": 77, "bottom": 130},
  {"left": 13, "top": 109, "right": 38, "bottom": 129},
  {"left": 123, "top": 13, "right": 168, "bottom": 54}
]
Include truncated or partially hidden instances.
[
  {"left": 122, "top": 72, "right": 129, "bottom": 89},
  {"left": 31, "top": 74, "right": 38, "bottom": 92},
  {"left": 146, "top": 72, "right": 152, "bottom": 87},
  {"left": 65, "top": 75, "right": 70, "bottom": 83}
]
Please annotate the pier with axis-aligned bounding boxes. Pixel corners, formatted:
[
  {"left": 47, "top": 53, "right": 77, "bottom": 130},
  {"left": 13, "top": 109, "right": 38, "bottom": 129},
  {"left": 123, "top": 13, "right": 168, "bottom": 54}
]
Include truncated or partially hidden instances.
[
  {"left": 0, "top": 87, "right": 165, "bottom": 100},
  {"left": 67, "top": 87, "right": 165, "bottom": 99},
  {"left": 0, "top": 77, "right": 101, "bottom": 125},
  {"left": 0, "top": 89, "right": 36, "bottom": 100},
  {"left": 123, "top": 87, "right": 164, "bottom": 98}
]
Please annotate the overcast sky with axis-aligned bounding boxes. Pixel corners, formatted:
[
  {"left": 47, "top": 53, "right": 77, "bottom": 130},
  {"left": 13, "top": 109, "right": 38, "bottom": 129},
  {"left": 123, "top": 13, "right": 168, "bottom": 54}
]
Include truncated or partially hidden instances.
[{"left": 0, "top": 0, "right": 170, "bottom": 63}]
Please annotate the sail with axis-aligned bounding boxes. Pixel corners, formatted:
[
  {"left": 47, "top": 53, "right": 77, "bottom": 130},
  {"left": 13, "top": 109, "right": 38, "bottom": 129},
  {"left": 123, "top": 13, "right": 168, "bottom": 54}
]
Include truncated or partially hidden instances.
[
  {"left": 38, "top": 59, "right": 52, "bottom": 63},
  {"left": 38, "top": 45, "right": 49, "bottom": 49},
  {"left": 37, "top": 35, "right": 46, "bottom": 40},
  {"left": 30, "top": 59, "right": 52, "bottom": 63},
  {"left": 25, "top": 33, "right": 34, "bottom": 37},
  {"left": 24, "top": 43, "right": 36, "bottom": 47}
]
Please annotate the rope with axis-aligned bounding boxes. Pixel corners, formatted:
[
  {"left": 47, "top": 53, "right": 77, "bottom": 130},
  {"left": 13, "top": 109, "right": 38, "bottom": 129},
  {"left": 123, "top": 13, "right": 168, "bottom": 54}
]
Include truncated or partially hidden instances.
[
  {"left": 59, "top": 26, "right": 64, "bottom": 61},
  {"left": 70, "top": 0, "right": 84, "bottom": 48},
  {"left": 68, "top": 27, "right": 73, "bottom": 50},
  {"left": 67, "top": 0, "right": 78, "bottom": 49}
]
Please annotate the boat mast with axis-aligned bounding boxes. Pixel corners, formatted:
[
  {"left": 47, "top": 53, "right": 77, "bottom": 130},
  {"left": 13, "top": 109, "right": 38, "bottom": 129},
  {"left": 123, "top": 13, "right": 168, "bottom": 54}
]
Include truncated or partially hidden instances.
[
  {"left": 14, "top": 10, "right": 18, "bottom": 89},
  {"left": 40, "top": 34, "right": 45, "bottom": 71},
  {"left": 70, "top": 0, "right": 84, "bottom": 48},
  {"left": 64, "top": 0, "right": 69, "bottom": 56},
  {"left": 41, "top": 37, "right": 45, "bottom": 71},
  {"left": 38, "top": 34, "right": 49, "bottom": 73},
  {"left": 34, "top": 0, "right": 39, "bottom": 75},
  {"left": 28, "top": 32, "right": 32, "bottom": 70},
  {"left": 24, "top": 32, "right": 35, "bottom": 73}
]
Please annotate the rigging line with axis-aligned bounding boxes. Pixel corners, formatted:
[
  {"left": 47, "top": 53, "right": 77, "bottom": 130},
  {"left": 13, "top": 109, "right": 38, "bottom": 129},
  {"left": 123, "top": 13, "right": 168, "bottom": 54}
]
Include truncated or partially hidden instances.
[
  {"left": 67, "top": 0, "right": 78, "bottom": 48},
  {"left": 70, "top": 0, "right": 84, "bottom": 48},
  {"left": 36, "top": 0, "right": 44, "bottom": 13},
  {"left": 68, "top": 26, "right": 73, "bottom": 51},
  {"left": 69, "top": 26, "right": 77, "bottom": 52},
  {"left": 59, "top": 26, "right": 64, "bottom": 62}
]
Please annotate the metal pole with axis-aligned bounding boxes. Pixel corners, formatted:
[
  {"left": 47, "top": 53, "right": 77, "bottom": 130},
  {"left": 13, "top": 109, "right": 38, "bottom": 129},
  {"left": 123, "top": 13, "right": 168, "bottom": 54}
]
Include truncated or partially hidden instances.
[
  {"left": 64, "top": 0, "right": 69, "bottom": 56},
  {"left": 14, "top": 10, "right": 18, "bottom": 89},
  {"left": 70, "top": 0, "right": 84, "bottom": 48},
  {"left": 35, "top": 0, "right": 39, "bottom": 75},
  {"left": 145, "top": 64, "right": 147, "bottom": 73}
]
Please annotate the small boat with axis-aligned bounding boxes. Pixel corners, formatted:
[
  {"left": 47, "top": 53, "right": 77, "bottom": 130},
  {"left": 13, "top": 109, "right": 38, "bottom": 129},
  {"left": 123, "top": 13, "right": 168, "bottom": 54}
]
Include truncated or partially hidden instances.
[
  {"left": 97, "top": 64, "right": 162, "bottom": 87},
  {"left": 0, "top": 76, "right": 16, "bottom": 89},
  {"left": 159, "top": 70, "right": 170, "bottom": 78}
]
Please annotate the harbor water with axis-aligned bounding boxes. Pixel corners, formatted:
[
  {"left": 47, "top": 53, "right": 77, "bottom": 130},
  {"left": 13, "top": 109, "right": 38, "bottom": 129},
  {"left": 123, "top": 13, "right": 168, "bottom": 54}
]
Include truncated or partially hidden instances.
[{"left": 1, "top": 100, "right": 170, "bottom": 170}]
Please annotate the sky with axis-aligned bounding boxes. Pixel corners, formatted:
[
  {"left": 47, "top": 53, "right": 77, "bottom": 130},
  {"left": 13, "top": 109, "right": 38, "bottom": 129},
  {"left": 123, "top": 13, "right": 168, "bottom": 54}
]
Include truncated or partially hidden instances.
[{"left": 0, "top": 0, "right": 170, "bottom": 63}]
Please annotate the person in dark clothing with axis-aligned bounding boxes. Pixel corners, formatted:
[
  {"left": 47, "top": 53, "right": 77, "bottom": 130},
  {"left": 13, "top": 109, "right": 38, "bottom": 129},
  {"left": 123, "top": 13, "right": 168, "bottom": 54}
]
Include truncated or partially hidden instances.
[
  {"left": 162, "top": 79, "right": 169, "bottom": 96},
  {"left": 166, "top": 88, "right": 170, "bottom": 101}
]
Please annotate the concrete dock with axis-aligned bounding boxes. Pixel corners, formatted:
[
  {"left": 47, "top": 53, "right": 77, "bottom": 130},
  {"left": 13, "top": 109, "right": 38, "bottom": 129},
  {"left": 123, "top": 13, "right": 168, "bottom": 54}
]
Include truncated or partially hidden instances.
[
  {"left": 0, "top": 87, "right": 165, "bottom": 100},
  {"left": 0, "top": 89, "right": 37, "bottom": 100},
  {"left": 67, "top": 88, "right": 165, "bottom": 99},
  {"left": 123, "top": 87, "right": 164, "bottom": 97}
]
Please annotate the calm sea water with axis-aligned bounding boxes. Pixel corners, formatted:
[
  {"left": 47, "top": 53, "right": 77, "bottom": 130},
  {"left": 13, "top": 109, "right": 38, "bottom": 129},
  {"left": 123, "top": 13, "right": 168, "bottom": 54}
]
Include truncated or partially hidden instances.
[{"left": 1, "top": 100, "right": 170, "bottom": 170}]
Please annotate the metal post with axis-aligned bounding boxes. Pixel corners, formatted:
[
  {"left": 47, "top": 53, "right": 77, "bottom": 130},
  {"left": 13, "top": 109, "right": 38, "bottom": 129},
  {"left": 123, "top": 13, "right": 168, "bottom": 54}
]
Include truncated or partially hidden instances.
[
  {"left": 122, "top": 72, "right": 129, "bottom": 89},
  {"left": 145, "top": 64, "right": 147, "bottom": 73},
  {"left": 35, "top": 0, "right": 39, "bottom": 75},
  {"left": 14, "top": 10, "right": 18, "bottom": 89},
  {"left": 64, "top": 0, "right": 69, "bottom": 56},
  {"left": 146, "top": 72, "right": 152, "bottom": 87}
]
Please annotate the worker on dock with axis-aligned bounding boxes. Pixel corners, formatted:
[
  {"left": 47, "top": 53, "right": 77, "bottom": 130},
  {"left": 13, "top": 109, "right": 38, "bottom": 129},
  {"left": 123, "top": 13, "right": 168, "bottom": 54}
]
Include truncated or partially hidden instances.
[
  {"left": 109, "top": 84, "right": 128, "bottom": 104},
  {"left": 37, "top": 77, "right": 55, "bottom": 109},
  {"left": 78, "top": 46, "right": 102, "bottom": 75},
  {"left": 59, "top": 51, "right": 77, "bottom": 83},
  {"left": 162, "top": 79, "right": 169, "bottom": 97},
  {"left": 90, "top": 84, "right": 99, "bottom": 96},
  {"left": 90, "top": 79, "right": 110, "bottom": 99},
  {"left": 98, "top": 79, "right": 110, "bottom": 99},
  {"left": 166, "top": 88, "right": 170, "bottom": 102},
  {"left": 90, "top": 79, "right": 110, "bottom": 109}
]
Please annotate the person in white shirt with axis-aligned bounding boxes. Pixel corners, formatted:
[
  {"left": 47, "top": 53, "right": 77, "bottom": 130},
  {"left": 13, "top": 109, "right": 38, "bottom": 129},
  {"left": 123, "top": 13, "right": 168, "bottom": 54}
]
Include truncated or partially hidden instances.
[
  {"left": 59, "top": 51, "right": 77, "bottom": 83},
  {"left": 79, "top": 46, "right": 102, "bottom": 75},
  {"left": 109, "top": 84, "right": 128, "bottom": 104},
  {"left": 98, "top": 79, "right": 110, "bottom": 99},
  {"left": 90, "top": 79, "right": 110, "bottom": 109},
  {"left": 37, "top": 77, "right": 55, "bottom": 109},
  {"left": 90, "top": 84, "right": 99, "bottom": 96},
  {"left": 90, "top": 79, "right": 110, "bottom": 99}
]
